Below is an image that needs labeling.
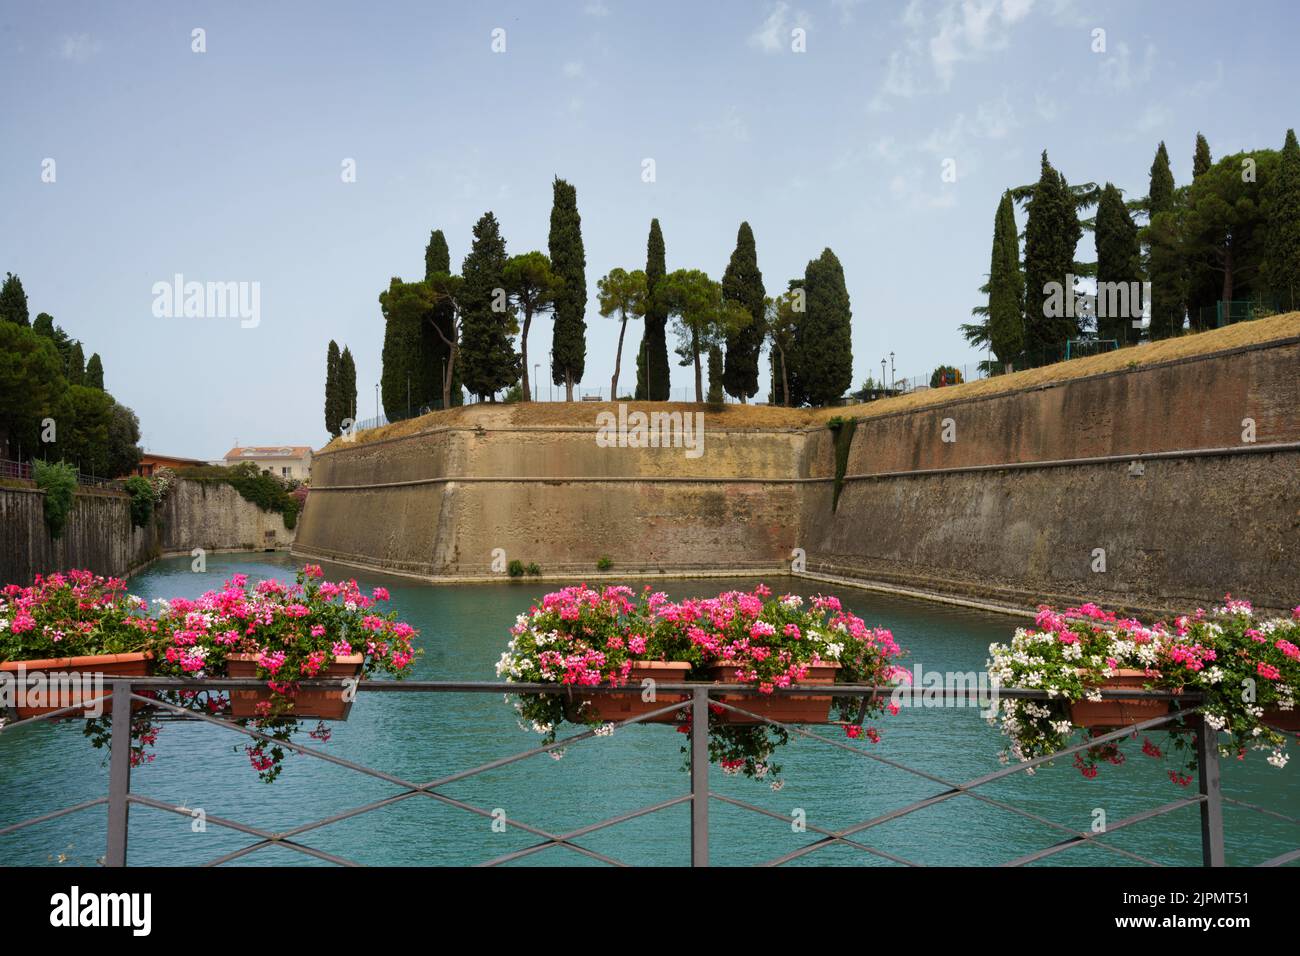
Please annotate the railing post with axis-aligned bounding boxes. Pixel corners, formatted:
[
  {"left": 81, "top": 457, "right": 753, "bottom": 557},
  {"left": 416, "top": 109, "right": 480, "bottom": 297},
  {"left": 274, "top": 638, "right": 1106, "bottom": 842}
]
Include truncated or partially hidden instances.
[
  {"left": 690, "top": 686, "right": 709, "bottom": 867},
  {"left": 104, "top": 680, "right": 132, "bottom": 867},
  {"left": 1196, "top": 715, "right": 1225, "bottom": 867}
]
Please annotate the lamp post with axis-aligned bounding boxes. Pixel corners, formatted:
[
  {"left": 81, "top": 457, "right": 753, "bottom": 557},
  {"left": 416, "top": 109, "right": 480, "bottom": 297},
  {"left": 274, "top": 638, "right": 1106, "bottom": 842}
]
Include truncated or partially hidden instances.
[
  {"left": 881, "top": 358, "right": 886, "bottom": 392},
  {"left": 375, "top": 383, "right": 379, "bottom": 424},
  {"left": 442, "top": 358, "right": 447, "bottom": 409},
  {"left": 534, "top": 364, "right": 540, "bottom": 402},
  {"left": 889, "top": 352, "right": 895, "bottom": 391}
]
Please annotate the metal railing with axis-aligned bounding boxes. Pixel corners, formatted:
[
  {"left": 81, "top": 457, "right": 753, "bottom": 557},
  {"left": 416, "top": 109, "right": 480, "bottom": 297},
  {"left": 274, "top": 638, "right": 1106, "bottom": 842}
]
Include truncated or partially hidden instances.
[{"left": 1, "top": 678, "right": 1296, "bottom": 867}]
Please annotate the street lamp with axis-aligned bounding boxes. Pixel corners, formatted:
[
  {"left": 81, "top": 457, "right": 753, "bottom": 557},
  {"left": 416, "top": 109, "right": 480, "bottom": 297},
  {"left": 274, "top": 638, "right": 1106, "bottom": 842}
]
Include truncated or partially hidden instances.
[
  {"left": 881, "top": 358, "right": 886, "bottom": 391},
  {"left": 889, "top": 352, "right": 895, "bottom": 391},
  {"left": 534, "top": 363, "right": 540, "bottom": 402},
  {"left": 375, "top": 383, "right": 379, "bottom": 424}
]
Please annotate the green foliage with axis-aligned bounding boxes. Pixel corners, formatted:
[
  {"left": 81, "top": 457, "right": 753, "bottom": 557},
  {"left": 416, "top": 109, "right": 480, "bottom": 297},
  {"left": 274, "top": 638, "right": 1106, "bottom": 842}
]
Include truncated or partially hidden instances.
[
  {"left": 425, "top": 229, "right": 463, "bottom": 408},
  {"left": 548, "top": 177, "right": 588, "bottom": 396},
  {"left": 1023, "top": 151, "right": 1083, "bottom": 362},
  {"left": 380, "top": 277, "right": 440, "bottom": 419},
  {"left": 929, "top": 365, "right": 964, "bottom": 388},
  {"left": 85, "top": 353, "right": 104, "bottom": 390},
  {"left": 0, "top": 322, "right": 64, "bottom": 459},
  {"left": 636, "top": 219, "right": 670, "bottom": 400},
  {"left": 1265, "top": 129, "right": 1300, "bottom": 312},
  {"left": 505, "top": 251, "right": 563, "bottom": 401},
  {"left": 325, "top": 339, "right": 342, "bottom": 437},
  {"left": 1094, "top": 183, "right": 1142, "bottom": 344},
  {"left": 459, "top": 211, "right": 519, "bottom": 399},
  {"left": 67, "top": 341, "right": 85, "bottom": 386},
  {"left": 596, "top": 555, "right": 613, "bottom": 571},
  {"left": 798, "top": 248, "right": 853, "bottom": 406},
  {"left": 1193, "top": 133, "right": 1213, "bottom": 180},
  {"left": 988, "top": 190, "right": 1025, "bottom": 367},
  {"left": 706, "top": 346, "right": 724, "bottom": 405},
  {"left": 526, "top": 562, "right": 541, "bottom": 576},
  {"left": 124, "top": 474, "right": 154, "bottom": 528},
  {"left": 104, "top": 401, "right": 142, "bottom": 478},
  {"left": 597, "top": 267, "right": 648, "bottom": 398},
  {"left": 0, "top": 272, "right": 29, "bottom": 327},
  {"left": 826, "top": 416, "right": 856, "bottom": 511},
  {"left": 661, "top": 268, "right": 751, "bottom": 402},
  {"left": 176, "top": 462, "right": 300, "bottom": 529},
  {"left": 766, "top": 285, "right": 804, "bottom": 406},
  {"left": 508, "top": 559, "right": 525, "bottom": 578},
  {"left": 338, "top": 347, "right": 357, "bottom": 425},
  {"left": 35, "top": 459, "right": 77, "bottom": 539},
  {"left": 720, "top": 222, "right": 767, "bottom": 401}
]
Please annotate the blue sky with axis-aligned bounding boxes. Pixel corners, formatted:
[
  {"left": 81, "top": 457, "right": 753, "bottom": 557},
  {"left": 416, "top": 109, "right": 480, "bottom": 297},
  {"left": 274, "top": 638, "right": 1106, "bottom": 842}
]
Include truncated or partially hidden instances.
[{"left": 2, "top": 0, "right": 1296, "bottom": 458}]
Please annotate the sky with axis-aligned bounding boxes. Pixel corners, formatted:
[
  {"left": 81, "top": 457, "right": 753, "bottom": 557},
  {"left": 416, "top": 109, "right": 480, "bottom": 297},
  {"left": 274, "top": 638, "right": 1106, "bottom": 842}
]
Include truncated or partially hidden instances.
[{"left": 2, "top": 0, "right": 1297, "bottom": 459}]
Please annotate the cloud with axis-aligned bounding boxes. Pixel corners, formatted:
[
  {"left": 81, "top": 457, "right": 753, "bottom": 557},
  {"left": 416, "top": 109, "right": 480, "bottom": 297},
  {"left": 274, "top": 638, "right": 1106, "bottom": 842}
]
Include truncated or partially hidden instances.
[
  {"left": 59, "top": 33, "right": 101, "bottom": 62},
  {"left": 696, "top": 105, "right": 750, "bottom": 143},
  {"left": 562, "top": 61, "right": 584, "bottom": 78},
  {"left": 749, "top": 2, "right": 809, "bottom": 53},
  {"left": 583, "top": 1, "right": 611, "bottom": 15},
  {"left": 831, "top": 0, "right": 867, "bottom": 23}
]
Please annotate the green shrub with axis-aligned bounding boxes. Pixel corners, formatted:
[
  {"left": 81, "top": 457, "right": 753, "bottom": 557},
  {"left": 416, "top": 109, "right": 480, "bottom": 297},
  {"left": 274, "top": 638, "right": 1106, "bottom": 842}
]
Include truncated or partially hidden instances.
[
  {"left": 177, "top": 462, "right": 299, "bottom": 529},
  {"left": 507, "top": 559, "right": 525, "bottom": 578},
  {"left": 124, "top": 475, "right": 154, "bottom": 528},
  {"left": 596, "top": 556, "right": 613, "bottom": 571},
  {"left": 34, "top": 460, "right": 77, "bottom": 539},
  {"left": 525, "top": 562, "right": 541, "bottom": 576}
]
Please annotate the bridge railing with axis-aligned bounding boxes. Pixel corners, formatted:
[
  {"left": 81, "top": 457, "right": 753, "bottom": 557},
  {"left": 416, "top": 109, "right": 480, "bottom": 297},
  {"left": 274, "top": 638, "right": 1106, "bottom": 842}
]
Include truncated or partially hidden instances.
[{"left": 1, "top": 678, "right": 1296, "bottom": 867}]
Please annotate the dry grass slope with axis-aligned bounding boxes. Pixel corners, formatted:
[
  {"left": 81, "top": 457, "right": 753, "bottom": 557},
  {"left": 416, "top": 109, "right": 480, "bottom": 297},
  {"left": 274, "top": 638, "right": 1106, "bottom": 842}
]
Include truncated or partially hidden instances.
[{"left": 321, "top": 311, "right": 1300, "bottom": 452}]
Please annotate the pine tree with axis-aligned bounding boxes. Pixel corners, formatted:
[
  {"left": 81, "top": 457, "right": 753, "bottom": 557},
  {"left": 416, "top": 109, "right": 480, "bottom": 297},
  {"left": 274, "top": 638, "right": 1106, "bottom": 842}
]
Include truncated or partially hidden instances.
[
  {"left": 1095, "top": 183, "right": 1142, "bottom": 345},
  {"left": 720, "top": 222, "right": 766, "bottom": 401},
  {"left": 1022, "top": 151, "right": 1082, "bottom": 364},
  {"left": 636, "top": 219, "right": 670, "bottom": 400},
  {"left": 339, "top": 346, "right": 357, "bottom": 425},
  {"left": 1146, "top": 142, "right": 1184, "bottom": 338},
  {"left": 548, "top": 178, "right": 587, "bottom": 401},
  {"left": 459, "top": 211, "right": 518, "bottom": 400},
  {"left": 67, "top": 341, "right": 85, "bottom": 386},
  {"left": 0, "top": 273, "right": 29, "bottom": 326},
  {"left": 1265, "top": 129, "right": 1300, "bottom": 312},
  {"left": 1193, "top": 133, "right": 1213, "bottom": 180},
  {"left": 987, "top": 191, "right": 1025, "bottom": 370},
  {"left": 325, "top": 340, "right": 341, "bottom": 436},
  {"left": 85, "top": 353, "right": 105, "bottom": 390},
  {"left": 798, "top": 249, "right": 853, "bottom": 406}
]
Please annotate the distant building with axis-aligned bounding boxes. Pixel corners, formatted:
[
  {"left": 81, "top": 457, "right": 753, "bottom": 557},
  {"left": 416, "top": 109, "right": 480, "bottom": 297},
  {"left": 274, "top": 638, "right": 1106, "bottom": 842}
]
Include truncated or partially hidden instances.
[
  {"left": 132, "top": 453, "right": 209, "bottom": 478},
  {"left": 223, "top": 445, "right": 313, "bottom": 482}
]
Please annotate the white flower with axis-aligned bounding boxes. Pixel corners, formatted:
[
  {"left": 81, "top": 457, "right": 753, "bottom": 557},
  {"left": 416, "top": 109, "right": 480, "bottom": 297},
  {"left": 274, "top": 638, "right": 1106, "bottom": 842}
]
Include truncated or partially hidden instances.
[
  {"left": 1267, "top": 748, "right": 1289, "bottom": 769},
  {"left": 593, "top": 722, "right": 615, "bottom": 737}
]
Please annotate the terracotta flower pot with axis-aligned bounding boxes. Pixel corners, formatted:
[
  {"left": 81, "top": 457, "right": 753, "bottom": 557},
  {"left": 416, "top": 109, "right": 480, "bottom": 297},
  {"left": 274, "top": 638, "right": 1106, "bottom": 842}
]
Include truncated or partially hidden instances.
[
  {"left": 226, "top": 653, "right": 364, "bottom": 721},
  {"left": 564, "top": 661, "right": 692, "bottom": 724},
  {"left": 0, "top": 652, "right": 152, "bottom": 719},
  {"left": 709, "top": 662, "right": 840, "bottom": 725},
  {"left": 1262, "top": 708, "right": 1300, "bottom": 732},
  {"left": 1069, "top": 668, "right": 1175, "bottom": 729}
]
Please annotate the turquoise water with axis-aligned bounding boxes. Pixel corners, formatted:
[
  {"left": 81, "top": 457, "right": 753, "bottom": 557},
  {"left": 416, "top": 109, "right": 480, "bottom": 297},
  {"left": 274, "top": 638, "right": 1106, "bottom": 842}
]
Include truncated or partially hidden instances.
[{"left": 1, "top": 552, "right": 1295, "bottom": 867}]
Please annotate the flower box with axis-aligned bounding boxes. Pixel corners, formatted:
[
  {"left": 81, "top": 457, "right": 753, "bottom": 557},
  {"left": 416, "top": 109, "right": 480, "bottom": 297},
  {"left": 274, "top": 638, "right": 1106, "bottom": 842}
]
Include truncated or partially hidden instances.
[
  {"left": 226, "top": 653, "right": 364, "bottom": 721},
  {"left": 709, "top": 662, "right": 840, "bottom": 725},
  {"left": 564, "top": 661, "right": 691, "bottom": 724},
  {"left": 0, "top": 652, "right": 152, "bottom": 720},
  {"left": 1069, "top": 668, "right": 1175, "bottom": 729}
]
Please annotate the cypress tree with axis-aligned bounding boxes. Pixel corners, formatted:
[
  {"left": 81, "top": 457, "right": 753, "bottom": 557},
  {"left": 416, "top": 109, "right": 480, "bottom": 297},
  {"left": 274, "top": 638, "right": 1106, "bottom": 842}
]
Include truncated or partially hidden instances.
[
  {"left": 1265, "top": 129, "right": 1300, "bottom": 312},
  {"left": 459, "top": 211, "right": 518, "bottom": 400},
  {"left": 1185, "top": 134, "right": 1220, "bottom": 329},
  {"left": 1095, "top": 183, "right": 1142, "bottom": 345},
  {"left": 798, "top": 249, "right": 853, "bottom": 406},
  {"left": 0, "top": 273, "right": 29, "bottom": 327},
  {"left": 339, "top": 347, "right": 357, "bottom": 425},
  {"left": 325, "top": 339, "right": 341, "bottom": 436},
  {"left": 380, "top": 278, "right": 432, "bottom": 419},
  {"left": 548, "top": 177, "right": 587, "bottom": 401},
  {"left": 720, "top": 222, "right": 766, "bottom": 401},
  {"left": 1146, "top": 142, "right": 1183, "bottom": 338},
  {"left": 706, "top": 345, "right": 724, "bottom": 404},
  {"left": 636, "top": 219, "right": 670, "bottom": 400},
  {"left": 987, "top": 191, "right": 1025, "bottom": 370},
  {"left": 85, "top": 353, "right": 105, "bottom": 390},
  {"left": 67, "top": 341, "right": 85, "bottom": 386},
  {"left": 1022, "top": 151, "right": 1082, "bottom": 364},
  {"left": 425, "top": 229, "right": 462, "bottom": 407}
]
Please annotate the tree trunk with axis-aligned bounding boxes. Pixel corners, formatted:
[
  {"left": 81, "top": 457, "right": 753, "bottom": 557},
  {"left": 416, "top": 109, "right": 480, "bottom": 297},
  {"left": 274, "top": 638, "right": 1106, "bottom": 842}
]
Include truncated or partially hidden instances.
[
  {"left": 692, "top": 329, "right": 702, "bottom": 402},
  {"left": 521, "top": 310, "right": 533, "bottom": 401},
  {"left": 779, "top": 348, "right": 790, "bottom": 407},
  {"left": 565, "top": 370, "right": 574, "bottom": 403},
  {"left": 443, "top": 344, "right": 457, "bottom": 411},
  {"left": 610, "top": 315, "right": 628, "bottom": 399},
  {"left": 1221, "top": 244, "right": 1234, "bottom": 324}
]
